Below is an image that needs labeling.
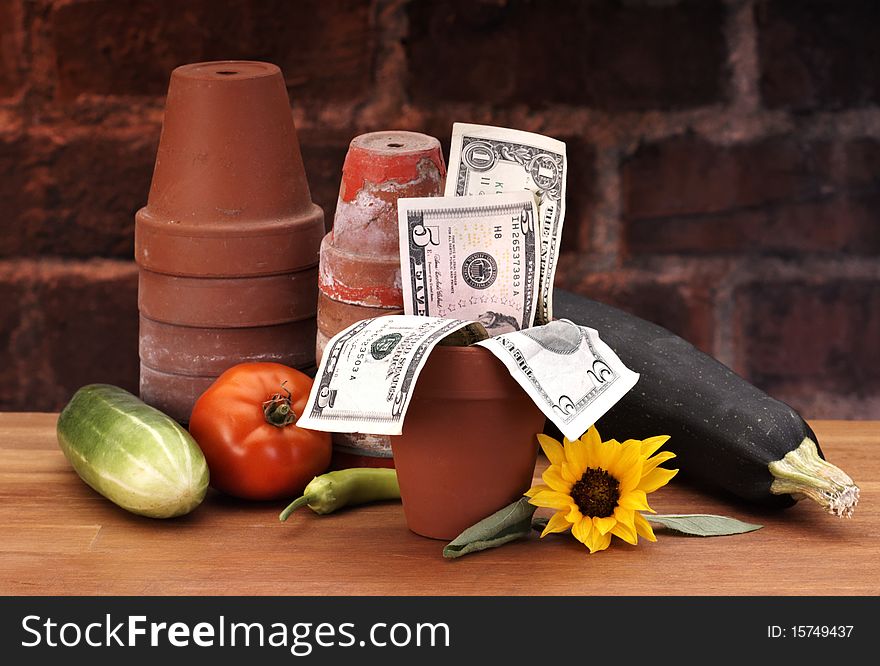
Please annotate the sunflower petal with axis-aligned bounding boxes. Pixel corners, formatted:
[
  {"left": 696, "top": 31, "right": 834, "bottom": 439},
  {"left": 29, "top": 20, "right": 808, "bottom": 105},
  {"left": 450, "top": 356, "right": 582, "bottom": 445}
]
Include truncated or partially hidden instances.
[
  {"left": 564, "top": 437, "right": 589, "bottom": 474},
  {"left": 594, "top": 437, "right": 619, "bottom": 470},
  {"left": 560, "top": 461, "right": 579, "bottom": 483},
  {"left": 581, "top": 426, "right": 602, "bottom": 449},
  {"left": 634, "top": 512, "right": 657, "bottom": 542},
  {"left": 611, "top": 519, "right": 638, "bottom": 545},
  {"left": 613, "top": 505, "right": 634, "bottom": 526},
  {"left": 640, "top": 435, "right": 671, "bottom": 458},
  {"left": 617, "top": 465, "right": 643, "bottom": 494},
  {"left": 528, "top": 490, "right": 573, "bottom": 510},
  {"left": 540, "top": 511, "right": 572, "bottom": 538},
  {"left": 611, "top": 440, "right": 644, "bottom": 483},
  {"left": 571, "top": 516, "right": 593, "bottom": 545},
  {"left": 593, "top": 515, "right": 617, "bottom": 535},
  {"left": 536, "top": 433, "right": 566, "bottom": 466},
  {"left": 618, "top": 489, "right": 653, "bottom": 512},
  {"left": 524, "top": 484, "right": 550, "bottom": 498},
  {"left": 638, "top": 467, "right": 679, "bottom": 494},
  {"left": 642, "top": 450, "right": 677, "bottom": 475},
  {"left": 584, "top": 527, "right": 613, "bottom": 553},
  {"left": 603, "top": 439, "right": 624, "bottom": 469},
  {"left": 566, "top": 503, "right": 582, "bottom": 523},
  {"left": 542, "top": 466, "right": 573, "bottom": 493}
]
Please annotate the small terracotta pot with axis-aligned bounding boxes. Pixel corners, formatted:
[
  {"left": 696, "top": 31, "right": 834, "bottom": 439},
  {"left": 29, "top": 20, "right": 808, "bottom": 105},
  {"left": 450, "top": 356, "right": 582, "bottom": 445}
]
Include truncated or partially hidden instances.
[
  {"left": 391, "top": 346, "right": 544, "bottom": 540},
  {"left": 316, "top": 131, "right": 445, "bottom": 342}
]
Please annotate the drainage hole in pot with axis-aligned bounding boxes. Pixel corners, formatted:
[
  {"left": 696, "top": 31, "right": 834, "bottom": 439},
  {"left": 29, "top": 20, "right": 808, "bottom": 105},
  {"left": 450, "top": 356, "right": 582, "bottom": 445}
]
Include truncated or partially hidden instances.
[
  {"left": 387, "top": 142, "right": 404, "bottom": 148},
  {"left": 216, "top": 70, "right": 238, "bottom": 76}
]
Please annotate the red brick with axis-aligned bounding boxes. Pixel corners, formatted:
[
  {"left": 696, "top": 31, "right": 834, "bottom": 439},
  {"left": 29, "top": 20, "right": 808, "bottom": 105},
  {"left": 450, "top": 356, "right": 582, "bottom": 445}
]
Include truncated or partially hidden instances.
[
  {"left": 47, "top": 131, "right": 158, "bottom": 257},
  {"left": 0, "top": 262, "right": 140, "bottom": 411},
  {"left": 756, "top": 0, "right": 880, "bottom": 110},
  {"left": 407, "top": 0, "right": 726, "bottom": 110},
  {"left": 622, "top": 135, "right": 880, "bottom": 257},
  {"left": 560, "top": 272, "right": 716, "bottom": 353},
  {"left": 0, "top": 132, "right": 50, "bottom": 257},
  {"left": 0, "top": 0, "right": 22, "bottom": 98},
  {"left": 41, "top": 265, "right": 140, "bottom": 409},
  {"left": 734, "top": 280, "right": 880, "bottom": 399},
  {"left": 298, "top": 130, "right": 351, "bottom": 231},
  {"left": 1, "top": 130, "right": 159, "bottom": 258},
  {"left": 51, "top": 0, "right": 374, "bottom": 102},
  {"left": 0, "top": 277, "right": 27, "bottom": 407}
]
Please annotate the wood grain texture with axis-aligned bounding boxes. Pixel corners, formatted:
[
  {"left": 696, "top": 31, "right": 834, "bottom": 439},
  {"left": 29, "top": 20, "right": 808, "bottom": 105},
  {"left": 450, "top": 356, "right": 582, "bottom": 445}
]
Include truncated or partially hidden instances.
[{"left": 0, "top": 413, "right": 876, "bottom": 596}]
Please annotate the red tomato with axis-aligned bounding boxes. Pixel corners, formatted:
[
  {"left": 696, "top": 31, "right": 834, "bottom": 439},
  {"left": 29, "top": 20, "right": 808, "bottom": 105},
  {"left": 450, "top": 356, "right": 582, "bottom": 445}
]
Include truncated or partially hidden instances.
[{"left": 189, "top": 363, "right": 331, "bottom": 500}]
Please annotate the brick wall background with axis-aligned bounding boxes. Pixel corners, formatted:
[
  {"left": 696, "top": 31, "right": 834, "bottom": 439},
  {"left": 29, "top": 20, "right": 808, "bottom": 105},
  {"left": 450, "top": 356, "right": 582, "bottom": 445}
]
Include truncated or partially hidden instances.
[{"left": 1, "top": 0, "right": 879, "bottom": 417}]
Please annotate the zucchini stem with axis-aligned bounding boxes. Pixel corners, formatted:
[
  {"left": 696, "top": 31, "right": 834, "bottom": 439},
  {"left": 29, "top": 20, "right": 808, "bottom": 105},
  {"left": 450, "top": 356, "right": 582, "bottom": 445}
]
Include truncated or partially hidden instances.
[{"left": 769, "top": 438, "right": 859, "bottom": 518}]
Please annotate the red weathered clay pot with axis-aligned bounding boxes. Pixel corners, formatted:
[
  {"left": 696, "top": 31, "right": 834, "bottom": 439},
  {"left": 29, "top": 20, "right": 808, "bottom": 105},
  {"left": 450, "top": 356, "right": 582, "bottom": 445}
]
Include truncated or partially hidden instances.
[
  {"left": 316, "top": 130, "right": 445, "bottom": 360},
  {"left": 318, "top": 130, "right": 445, "bottom": 468},
  {"left": 135, "top": 60, "right": 323, "bottom": 422},
  {"left": 390, "top": 346, "right": 544, "bottom": 540}
]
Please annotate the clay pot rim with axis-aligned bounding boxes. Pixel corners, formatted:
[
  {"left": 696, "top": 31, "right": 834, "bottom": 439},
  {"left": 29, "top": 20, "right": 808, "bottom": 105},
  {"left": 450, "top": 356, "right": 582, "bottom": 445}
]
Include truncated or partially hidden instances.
[
  {"left": 319, "top": 233, "right": 402, "bottom": 264},
  {"left": 136, "top": 204, "right": 324, "bottom": 237},
  {"left": 172, "top": 60, "right": 281, "bottom": 82},
  {"left": 349, "top": 130, "right": 442, "bottom": 157},
  {"left": 411, "top": 344, "right": 523, "bottom": 400},
  {"left": 430, "top": 345, "right": 488, "bottom": 356}
]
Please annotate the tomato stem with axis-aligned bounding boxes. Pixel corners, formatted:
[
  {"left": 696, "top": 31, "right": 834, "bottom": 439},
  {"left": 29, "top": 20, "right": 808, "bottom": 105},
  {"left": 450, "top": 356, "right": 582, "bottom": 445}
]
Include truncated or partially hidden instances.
[{"left": 263, "top": 382, "right": 297, "bottom": 427}]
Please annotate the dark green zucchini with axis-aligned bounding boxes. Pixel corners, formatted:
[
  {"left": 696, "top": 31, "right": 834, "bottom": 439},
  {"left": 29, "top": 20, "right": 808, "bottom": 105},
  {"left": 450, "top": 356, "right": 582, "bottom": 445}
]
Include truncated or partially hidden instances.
[{"left": 553, "top": 290, "right": 859, "bottom": 517}]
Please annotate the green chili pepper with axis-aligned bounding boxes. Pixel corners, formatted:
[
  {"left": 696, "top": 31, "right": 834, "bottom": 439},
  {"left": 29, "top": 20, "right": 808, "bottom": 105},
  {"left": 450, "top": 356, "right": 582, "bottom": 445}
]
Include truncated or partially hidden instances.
[{"left": 279, "top": 468, "right": 401, "bottom": 521}]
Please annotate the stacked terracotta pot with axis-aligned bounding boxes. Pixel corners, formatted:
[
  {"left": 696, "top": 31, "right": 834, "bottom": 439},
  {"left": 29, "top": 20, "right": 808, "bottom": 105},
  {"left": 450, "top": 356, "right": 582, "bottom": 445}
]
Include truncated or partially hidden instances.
[
  {"left": 136, "top": 61, "right": 324, "bottom": 423},
  {"left": 317, "top": 131, "right": 445, "bottom": 467}
]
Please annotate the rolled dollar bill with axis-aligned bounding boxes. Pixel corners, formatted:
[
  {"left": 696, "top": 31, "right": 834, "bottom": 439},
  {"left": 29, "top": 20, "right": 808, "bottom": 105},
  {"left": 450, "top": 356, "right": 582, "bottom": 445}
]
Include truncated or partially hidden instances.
[
  {"left": 398, "top": 192, "right": 539, "bottom": 335},
  {"left": 446, "top": 123, "right": 567, "bottom": 325}
]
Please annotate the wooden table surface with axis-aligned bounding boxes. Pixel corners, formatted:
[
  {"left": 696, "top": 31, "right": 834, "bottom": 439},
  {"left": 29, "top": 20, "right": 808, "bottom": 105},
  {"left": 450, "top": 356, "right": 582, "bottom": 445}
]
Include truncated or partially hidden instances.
[{"left": 1, "top": 413, "right": 877, "bottom": 596}]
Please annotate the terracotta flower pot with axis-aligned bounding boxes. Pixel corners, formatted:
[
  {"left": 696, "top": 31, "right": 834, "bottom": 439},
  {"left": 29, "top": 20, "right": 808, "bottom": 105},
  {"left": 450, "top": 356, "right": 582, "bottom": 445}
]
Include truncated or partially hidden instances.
[
  {"left": 317, "top": 130, "right": 445, "bottom": 468},
  {"left": 316, "top": 130, "right": 445, "bottom": 360},
  {"left": 135, "top": 60, "right": 323, "bottom": 422},
  {"left": 391, "top": 346, "right": 544, "bottom": 540}
]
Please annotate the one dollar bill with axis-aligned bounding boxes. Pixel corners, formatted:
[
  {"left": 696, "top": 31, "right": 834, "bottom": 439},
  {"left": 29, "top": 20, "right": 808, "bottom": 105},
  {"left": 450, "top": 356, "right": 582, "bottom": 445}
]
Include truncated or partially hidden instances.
[
  {"left": 446, "top": 123, "right": 567, "bottom": 325},
  {"left": 398, "top": 192, "right": 539, "bottom": 334}
]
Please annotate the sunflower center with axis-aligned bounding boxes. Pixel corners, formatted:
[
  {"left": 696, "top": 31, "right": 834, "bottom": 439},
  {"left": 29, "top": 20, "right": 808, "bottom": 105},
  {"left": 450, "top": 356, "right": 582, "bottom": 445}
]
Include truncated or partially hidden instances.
[{"left": 571, "top": 467, "right": 620, "bottom": 518}]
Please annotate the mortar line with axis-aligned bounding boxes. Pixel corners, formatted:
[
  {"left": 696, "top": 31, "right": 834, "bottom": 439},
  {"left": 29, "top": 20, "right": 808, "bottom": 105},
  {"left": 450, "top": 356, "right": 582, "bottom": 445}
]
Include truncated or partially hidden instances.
[{"left": 724, "top": 0, "right": 761, "bottom": 114}]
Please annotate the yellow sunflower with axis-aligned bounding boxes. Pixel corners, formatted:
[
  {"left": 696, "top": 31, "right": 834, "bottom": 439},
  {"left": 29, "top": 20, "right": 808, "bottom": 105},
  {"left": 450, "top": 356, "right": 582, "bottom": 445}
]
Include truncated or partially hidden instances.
[{"left": 526, "top": 426, "right": 678, "bottom": 553}]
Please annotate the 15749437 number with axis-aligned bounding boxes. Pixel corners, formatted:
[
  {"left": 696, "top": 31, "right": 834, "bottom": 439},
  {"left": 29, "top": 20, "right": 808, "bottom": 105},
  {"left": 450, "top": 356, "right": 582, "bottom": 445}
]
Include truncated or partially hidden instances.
[{"left": 790, "top": 625, "right": 854, "bottom": 638}]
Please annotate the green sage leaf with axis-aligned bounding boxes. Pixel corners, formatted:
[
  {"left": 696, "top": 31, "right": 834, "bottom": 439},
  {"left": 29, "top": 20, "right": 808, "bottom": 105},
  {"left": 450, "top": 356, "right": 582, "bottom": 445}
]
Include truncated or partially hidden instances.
[
  {"left": 443, "top": 497, "right": 537, "bottom": 559},
  {"left": 533, "top": 514, "right": 761, "bottom": 537},
  {"left": 646, "top": 514, "right": 763, "bottom": 536}
]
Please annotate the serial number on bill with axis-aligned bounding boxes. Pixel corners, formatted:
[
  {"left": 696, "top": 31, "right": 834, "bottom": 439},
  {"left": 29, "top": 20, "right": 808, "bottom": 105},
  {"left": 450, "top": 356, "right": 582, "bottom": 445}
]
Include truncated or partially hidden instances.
[{"left": 768, "top": 625, "right": 854, "bottom": 638}]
